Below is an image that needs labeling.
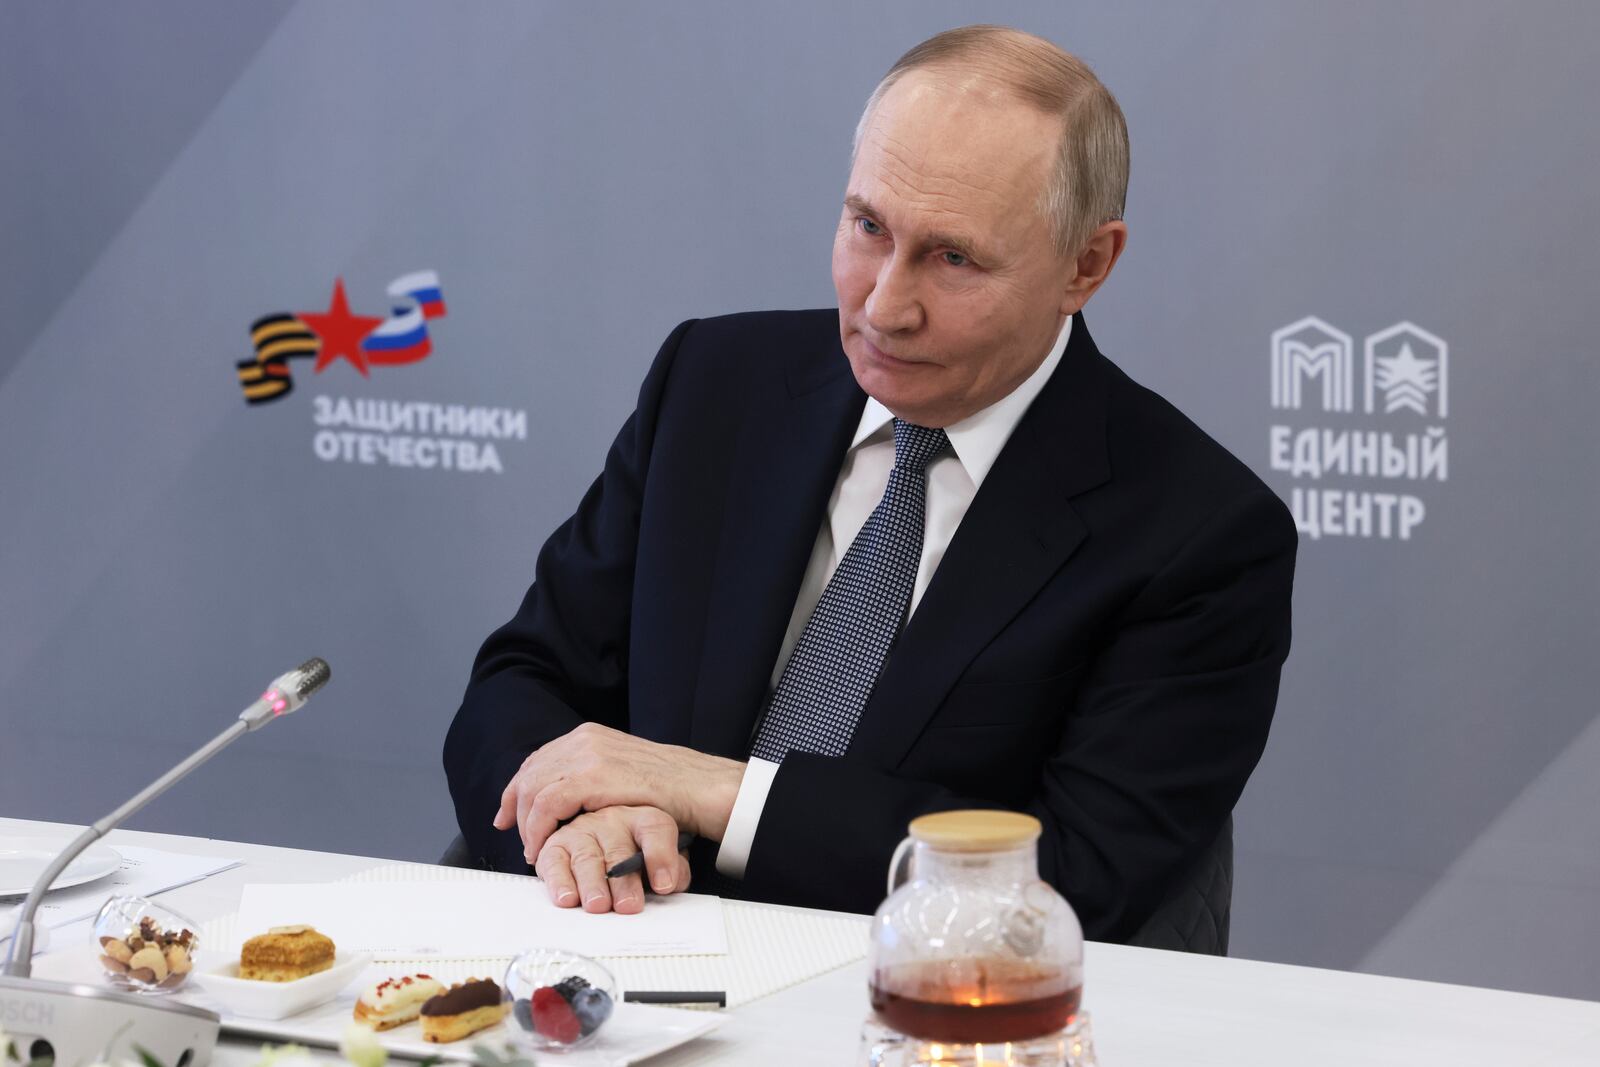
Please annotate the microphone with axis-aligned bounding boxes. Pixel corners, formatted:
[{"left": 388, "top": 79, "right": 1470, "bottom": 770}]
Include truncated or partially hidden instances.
[
  {"left": 0, "top": 658, "right": 330, "bottom": 1066},
  {"left": 241, "top": 657, "right": 332, "bottom": 729}
]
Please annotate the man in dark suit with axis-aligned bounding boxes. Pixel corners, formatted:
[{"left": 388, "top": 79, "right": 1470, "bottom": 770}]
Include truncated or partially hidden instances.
[{"left": 444, "top": 26, "right": 1296, "bottom": 944}]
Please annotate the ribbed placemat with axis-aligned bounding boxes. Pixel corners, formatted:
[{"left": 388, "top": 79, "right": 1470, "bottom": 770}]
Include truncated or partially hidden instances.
[{"left": 202, "top": 861, "right": 868, "bottom": 1007}]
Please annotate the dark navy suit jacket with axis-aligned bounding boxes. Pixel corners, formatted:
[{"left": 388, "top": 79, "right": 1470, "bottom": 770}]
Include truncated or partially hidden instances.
[{"left": 444, "top": 309, "right": 1296, "bottom": 941}]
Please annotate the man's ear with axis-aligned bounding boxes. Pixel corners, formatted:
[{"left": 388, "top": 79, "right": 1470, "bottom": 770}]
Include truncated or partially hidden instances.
[{"left": 1059, "top": 221, "right": 1129, "bottom": 317}]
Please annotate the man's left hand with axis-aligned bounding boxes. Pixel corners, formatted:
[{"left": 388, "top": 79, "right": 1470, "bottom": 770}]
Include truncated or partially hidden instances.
[
  {"left": 534, "top": 804, "right": 692, "bottom": 913},
  {"left": 491, "top": 722, "right": 746, "bottom": 865}
]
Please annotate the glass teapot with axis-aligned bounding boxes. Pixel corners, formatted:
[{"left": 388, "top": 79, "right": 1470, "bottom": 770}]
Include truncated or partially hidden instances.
[{"left": 864, "top": 810, "right": 1092, "bottom": 1066}]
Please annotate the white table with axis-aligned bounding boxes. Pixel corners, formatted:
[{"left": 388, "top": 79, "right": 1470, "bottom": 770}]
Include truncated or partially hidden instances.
[{"left": 7, "top": 817, "right": 1600, "bottom": 1065}]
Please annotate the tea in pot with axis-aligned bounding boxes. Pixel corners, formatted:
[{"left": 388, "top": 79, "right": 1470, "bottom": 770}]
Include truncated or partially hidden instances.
[{"left": 863, "top": 810, "right": 1095, "bottom": 1066}]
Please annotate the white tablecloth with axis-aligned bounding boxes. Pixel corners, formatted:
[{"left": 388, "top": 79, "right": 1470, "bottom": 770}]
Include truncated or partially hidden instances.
[{"left": 7, "top": 818, "right": 1599, "bottom": 1065}]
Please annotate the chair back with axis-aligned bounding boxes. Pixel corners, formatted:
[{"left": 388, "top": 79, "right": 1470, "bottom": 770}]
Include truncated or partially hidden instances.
[{"left": 1127, "top": 816, "right": 1233, "bottom": 955}]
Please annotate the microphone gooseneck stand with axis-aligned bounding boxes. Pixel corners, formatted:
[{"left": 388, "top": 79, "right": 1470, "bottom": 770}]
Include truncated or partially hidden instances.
[{"left": 0, "top": 659, "right": 330, "bottom": 1067}]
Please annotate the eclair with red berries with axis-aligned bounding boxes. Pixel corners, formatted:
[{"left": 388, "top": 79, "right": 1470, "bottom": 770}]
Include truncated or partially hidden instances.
[{"left": 353, "top": 973, "right": 446, "bottom": 1031}]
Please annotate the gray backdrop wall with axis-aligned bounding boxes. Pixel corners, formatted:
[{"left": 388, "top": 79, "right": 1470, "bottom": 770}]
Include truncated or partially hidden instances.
[{"left": 3, "top": 1, "right": 1596, "bottom": 1001}]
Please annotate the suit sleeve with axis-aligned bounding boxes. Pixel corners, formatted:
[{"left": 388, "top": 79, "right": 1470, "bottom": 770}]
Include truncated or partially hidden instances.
[
  {"left": 442, "top": 319, "right": 697, "bottom": 871},
  {"left": 738, "top": 488, "right": 1297, "bottom": 938}
]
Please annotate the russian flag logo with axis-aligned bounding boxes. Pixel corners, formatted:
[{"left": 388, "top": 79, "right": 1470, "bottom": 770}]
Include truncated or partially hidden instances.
[
  {"left": 362, "top": 305, "right": 432, "bottom": 365},
  {"left": 388, "top": 269, "right": 447, "bottom": 320},
  {"left": 361, "top": 270, "right": 447, "bottom": 365}
]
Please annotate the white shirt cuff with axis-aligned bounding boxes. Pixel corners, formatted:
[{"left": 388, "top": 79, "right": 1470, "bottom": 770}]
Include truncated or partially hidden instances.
[{"left": 714, "top": 757, "right": 780, "bottom": 879}]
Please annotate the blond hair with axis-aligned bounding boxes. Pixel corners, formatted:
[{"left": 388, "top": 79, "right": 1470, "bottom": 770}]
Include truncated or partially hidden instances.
[{"left": 853, "top": 25, "right": 1129, "bottom": 256}]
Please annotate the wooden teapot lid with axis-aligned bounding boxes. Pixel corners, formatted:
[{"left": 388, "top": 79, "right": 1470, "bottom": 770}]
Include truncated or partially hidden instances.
[{"left": 908, "top": 810, "right": 1041, "bottom": 852}]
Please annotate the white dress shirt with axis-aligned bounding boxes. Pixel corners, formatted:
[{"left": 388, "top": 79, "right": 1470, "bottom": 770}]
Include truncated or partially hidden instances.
[{"left": 715, "top": 315, "right": 1074, "bottom": 877}]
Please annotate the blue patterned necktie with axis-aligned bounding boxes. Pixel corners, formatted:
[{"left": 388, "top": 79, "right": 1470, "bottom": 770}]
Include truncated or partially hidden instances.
[{"left": 750, "top": 418, "right": 950, "bottom": 762}]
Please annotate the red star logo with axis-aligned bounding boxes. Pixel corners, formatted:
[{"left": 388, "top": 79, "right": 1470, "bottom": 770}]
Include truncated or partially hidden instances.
[{"left": 300, "top": 278, "right": 384, "bottom": 377}]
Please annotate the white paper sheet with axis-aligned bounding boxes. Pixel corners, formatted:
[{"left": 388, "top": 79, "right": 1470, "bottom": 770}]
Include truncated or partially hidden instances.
[
  {"left": 233, "top": 882, "right": 729, "bottom": 959},
  {"left": 1, "top": 845, "right": 241, "bottom": 942}
]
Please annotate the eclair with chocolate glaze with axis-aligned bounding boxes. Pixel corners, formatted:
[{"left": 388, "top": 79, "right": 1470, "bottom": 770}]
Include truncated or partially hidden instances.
[{"left": 419, "top": 977, "right": 510, "bottom": 1043}]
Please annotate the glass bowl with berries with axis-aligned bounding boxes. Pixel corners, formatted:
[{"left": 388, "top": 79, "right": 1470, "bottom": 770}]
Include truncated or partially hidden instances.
[
  {"left": 504, "top": 948, "right": 618, "bottom": 1051},
  {"left": 93, "top": 895, "right": 201, "bottom": 994}
]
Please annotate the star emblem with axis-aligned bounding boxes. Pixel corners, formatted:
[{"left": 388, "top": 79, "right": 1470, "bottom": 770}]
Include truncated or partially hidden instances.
[
  {"left": 300, "top": 278, "right": 384, "bottom": 377},
  {"left": 1373, "top": 342, "right": 1440, "bottom": 415},
  {"left": 1374, "top": 342, "right": 1437, "bottom": 393}
]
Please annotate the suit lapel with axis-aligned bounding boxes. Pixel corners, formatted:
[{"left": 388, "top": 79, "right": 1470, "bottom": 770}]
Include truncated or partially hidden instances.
[
  {"left": 847, "top": 313, "right": 1113, "bottom": 770},
  {"left": 689, "top": 344, "right": 866, "bottom": 758}
]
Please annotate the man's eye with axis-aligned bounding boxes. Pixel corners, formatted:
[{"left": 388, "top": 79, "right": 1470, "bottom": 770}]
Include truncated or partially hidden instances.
[
  {"left": 942, "top": 251, "right": 969, "bottom": 267},
  {"left": 858, "top": 217, "right": 884, "bottom": 236}
]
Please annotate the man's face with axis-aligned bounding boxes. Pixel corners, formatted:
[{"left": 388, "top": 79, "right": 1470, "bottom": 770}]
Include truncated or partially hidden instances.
[{"left": 833, "top": 71, "right": 1079, "bottom": 428}]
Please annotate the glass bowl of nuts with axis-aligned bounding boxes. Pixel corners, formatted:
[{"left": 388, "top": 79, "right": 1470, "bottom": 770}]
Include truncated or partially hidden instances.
[{"left": 93, "top": 895, "right": 200, "bottom": 994}]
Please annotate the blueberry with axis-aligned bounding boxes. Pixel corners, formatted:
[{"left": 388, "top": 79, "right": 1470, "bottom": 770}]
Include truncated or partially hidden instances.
[
  {"left": 512, "top": 997, "right": 534, "bottom": 1031},
  {"left": 572, "top": 986, "right": 613, "bottom": 1035}
]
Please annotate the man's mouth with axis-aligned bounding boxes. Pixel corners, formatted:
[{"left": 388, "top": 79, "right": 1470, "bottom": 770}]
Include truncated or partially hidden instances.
[{"left": 860, "top": 336, "right": 923, "bottom": 366}]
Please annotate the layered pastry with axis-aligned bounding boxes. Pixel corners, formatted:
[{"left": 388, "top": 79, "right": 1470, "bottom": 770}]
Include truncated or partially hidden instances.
[
  {"left": 238, "top": 924, "right": 336, "bottom": 982},
  {"left": 353, "top": 973, "right": 446, "bottom": 1031},
  {"left": 420, "top": 978, "right": 510, "bottom": 1043}
]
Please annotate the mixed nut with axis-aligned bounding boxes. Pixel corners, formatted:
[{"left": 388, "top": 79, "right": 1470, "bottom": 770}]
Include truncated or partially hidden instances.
[{"left": 99, "top": 915, "right": 196, "bottom": 989}]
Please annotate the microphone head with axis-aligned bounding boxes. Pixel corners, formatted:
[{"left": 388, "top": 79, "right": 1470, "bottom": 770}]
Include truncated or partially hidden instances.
[
  {"left": 261, "top": 658, "right": 332, "bottom": 718},
  {"left": 291, "top": 657, "right": 332, "bottom": 700}
]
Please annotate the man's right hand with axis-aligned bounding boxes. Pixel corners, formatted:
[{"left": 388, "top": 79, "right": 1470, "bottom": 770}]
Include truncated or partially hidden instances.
[{"left": 533, "top": 804, "right": 692, "bottom": 914}]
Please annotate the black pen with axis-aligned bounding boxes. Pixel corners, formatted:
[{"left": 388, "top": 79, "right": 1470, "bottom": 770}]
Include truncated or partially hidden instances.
[
  {"left": 604, "top": 830, "right": 694, "bottom": 878},
  {"left": 623, "top": 990, "right": 727, "bottom": 1007}
]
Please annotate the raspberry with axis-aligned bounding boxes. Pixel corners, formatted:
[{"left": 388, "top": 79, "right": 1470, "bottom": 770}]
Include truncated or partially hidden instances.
[{"left": 532, "top": 985, "right": 582, "bottom": 1044}]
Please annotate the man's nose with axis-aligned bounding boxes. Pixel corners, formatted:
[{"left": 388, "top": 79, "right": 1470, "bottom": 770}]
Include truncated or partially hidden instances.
[{"left": 864, "top": 254, "right": 923, "bottom": 334}]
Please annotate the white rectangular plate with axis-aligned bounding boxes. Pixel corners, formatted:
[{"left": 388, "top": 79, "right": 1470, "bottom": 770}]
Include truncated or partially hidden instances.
[{"left": 214, "top": 989, "right": 727, "bottom": 1066}]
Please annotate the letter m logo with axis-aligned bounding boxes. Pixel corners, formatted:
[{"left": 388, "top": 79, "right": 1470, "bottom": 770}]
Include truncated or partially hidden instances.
[{"left": 1272, "top": 316, "right": 1354, "bottom": 412}]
